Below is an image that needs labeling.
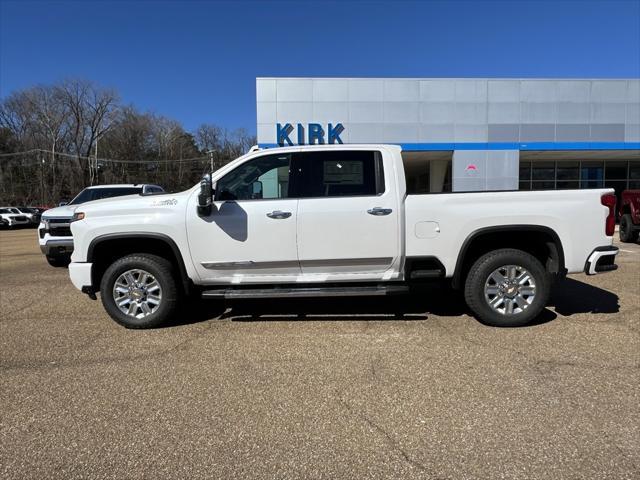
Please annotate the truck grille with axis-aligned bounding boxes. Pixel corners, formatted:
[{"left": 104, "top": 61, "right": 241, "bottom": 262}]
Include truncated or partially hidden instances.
[{"left": 50, "top": 225, "right": 72, "bottom": 237}]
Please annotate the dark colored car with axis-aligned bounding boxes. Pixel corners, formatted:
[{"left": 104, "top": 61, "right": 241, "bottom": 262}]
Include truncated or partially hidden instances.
[{"left": 619, "top": 190, "right": 640, "bottom": 243}]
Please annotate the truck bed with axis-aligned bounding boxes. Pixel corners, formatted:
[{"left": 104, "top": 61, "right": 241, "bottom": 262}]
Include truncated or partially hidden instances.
[{"left": 404, "top": 188, "right": 612, "bottom": 275}]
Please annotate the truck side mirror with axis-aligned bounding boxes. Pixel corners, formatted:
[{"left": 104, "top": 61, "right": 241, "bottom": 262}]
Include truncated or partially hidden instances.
[{"left": 197, "top": 175, "right": 213, "bottom": 216}]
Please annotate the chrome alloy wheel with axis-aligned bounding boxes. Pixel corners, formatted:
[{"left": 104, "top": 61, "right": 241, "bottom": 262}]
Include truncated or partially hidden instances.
[
  {"left": 484, "top": 264, "right": 536, "bottom": 315},
  {"left": 112, "top": 269, "right": 162, "bottom": 319}
]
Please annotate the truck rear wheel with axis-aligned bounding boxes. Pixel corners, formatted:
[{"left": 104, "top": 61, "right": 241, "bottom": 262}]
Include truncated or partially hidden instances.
[
  {"left": 619, "top": 214, "right": 639, "bottom": 243},
  {"left": 464, "top": 248, "right": 550, "bottom": 327},
  {"left": 100, "top": 254, "right": 179, "bottom": 329}
]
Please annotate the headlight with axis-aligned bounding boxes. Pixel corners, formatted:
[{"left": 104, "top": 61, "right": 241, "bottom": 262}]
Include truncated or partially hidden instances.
[{"left": 71, "top": 212, "right": 85, "bottom": 223}]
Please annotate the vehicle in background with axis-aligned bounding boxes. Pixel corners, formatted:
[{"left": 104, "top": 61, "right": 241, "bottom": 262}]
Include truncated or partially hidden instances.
[
  {"left": 39, "top": 184, "right": 164, "bottom": 267},
  {"left": 0, "top": 208, "right": 31, "bottom": 228},
  {"left": 14, "top": 207, "right": 42, "bottom": 225},
  {"left": 619, "top": 189, "right": 640, "bottom": 243},
  {"left": 68, "top": 145, "right": 619, "bottom": 329}
]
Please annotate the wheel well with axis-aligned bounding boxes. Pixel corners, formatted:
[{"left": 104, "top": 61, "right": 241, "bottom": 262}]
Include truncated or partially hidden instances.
[
  {"left": 88, "top": 235, "right": 192, "bottom": 294},
  {"left": 620, "top": 203, "right": 631, "bottom": 215},
  {"left": 452, "top": 226, "right": 564, "bottom": 289}
]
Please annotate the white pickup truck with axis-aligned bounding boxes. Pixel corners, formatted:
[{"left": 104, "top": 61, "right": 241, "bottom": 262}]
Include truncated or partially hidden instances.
[
  {"left": 39, "top": 184, "right": 164, "bottom": 266},
  {"left": 68, "top": 145, "right": 619, "bottom": 329}
]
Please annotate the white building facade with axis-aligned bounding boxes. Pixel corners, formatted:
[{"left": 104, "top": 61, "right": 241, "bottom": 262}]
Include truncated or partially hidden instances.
[{"left": 256, "top": 77, "right": 640, "bottom": 198}]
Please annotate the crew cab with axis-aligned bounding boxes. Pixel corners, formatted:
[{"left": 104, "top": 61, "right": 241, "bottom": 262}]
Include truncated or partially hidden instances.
[
  {"left": 619, "top": 189, "right": 640, "bottom": 243},
  {"left": 39, "top": 184, "right": 164, "bottom": 266},
  {"left": 68, "top": 145, "right": 619, "bottom": 329}
]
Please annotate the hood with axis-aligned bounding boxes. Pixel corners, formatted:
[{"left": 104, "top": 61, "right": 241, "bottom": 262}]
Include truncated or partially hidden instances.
[
  {"left": 42, "top": 205, "right": 78, "bottom": 219},
  {"left": 77, "top": 190, "right": 191, "bottom": 216}
]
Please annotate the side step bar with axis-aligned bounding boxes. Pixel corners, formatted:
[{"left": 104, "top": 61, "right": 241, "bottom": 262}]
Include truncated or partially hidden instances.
[{"left": 201, "top": 284, "right": 409, "bottom": 300}]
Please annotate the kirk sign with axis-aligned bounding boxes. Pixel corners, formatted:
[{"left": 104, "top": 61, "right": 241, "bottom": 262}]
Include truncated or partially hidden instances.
[{"left": 277, "top": 123, "right": 344, "bottom": 146}]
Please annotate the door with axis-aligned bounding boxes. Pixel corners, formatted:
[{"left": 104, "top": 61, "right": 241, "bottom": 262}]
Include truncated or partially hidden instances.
[
  {"left": 186, "top": 152, "right": 300, "bottom": 283},
  {"left": 294, "top": 149, "right": 400, "bottom": 279}
]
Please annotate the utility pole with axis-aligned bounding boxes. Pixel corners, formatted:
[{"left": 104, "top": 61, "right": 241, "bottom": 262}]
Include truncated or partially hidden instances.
[
  {"left": 94, "top": 136, "right": 99, "bottom": 185},
  {"left": 40, "top": 154, "right": 45, "bottom": 206}
]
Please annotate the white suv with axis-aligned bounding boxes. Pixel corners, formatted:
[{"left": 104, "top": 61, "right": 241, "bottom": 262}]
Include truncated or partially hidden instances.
[
  {"left": 0, "top": 207, "right": 32, "bottom": 228},
  {"left": 39, "top": 184, "right": 164, "bottom": 266}
]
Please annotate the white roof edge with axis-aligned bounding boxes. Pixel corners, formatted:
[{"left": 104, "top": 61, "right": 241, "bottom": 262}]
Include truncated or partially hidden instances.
[{"left": 256, "top": 76, "right": 640, "bottom": 81}]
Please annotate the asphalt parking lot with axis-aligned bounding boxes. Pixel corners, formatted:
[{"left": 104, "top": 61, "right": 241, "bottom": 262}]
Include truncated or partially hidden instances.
[{"left": 0, "top": 228, "right": 638, "bottom": 479}]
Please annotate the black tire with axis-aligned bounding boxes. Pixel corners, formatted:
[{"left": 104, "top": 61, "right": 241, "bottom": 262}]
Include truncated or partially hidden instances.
[
  {"left": 46, "top": 255, "right": 70, "bottom": 267},
  {"left": 100, "top": 254, "right": 179, "bottom": 329},
  {"left": 619, "top": 214, "right": 639, "bottom": 243},
  {"left": 464, "top": 248, "right": 550, "bottom": 327}
]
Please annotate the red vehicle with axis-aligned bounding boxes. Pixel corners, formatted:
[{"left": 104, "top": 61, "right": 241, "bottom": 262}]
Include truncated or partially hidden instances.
[{"left": 619, "top": 190, "right": 640, "bottom": 243}]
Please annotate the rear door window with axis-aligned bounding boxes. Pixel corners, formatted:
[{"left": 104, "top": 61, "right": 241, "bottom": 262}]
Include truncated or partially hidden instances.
[{"left": 293, "top": 150, "right": 384, "bottom": 198}]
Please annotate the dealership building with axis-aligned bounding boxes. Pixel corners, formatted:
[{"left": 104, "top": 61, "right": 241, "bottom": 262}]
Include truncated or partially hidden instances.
[{"left": 256, "top": 77, "right": 640, "bottom": 200}]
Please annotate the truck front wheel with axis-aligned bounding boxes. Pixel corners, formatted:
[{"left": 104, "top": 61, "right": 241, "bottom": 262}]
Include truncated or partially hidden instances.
[
  {"left": 464, "top": 249, "right": 550, "bottom": 327},
  {"left": 100, "top": 254, "right": 179, "bottom": 329}
]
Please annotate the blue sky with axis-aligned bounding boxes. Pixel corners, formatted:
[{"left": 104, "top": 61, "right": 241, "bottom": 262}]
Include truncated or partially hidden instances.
[{"left": 1, "top": 0, "right": 639, "bottom": 134}]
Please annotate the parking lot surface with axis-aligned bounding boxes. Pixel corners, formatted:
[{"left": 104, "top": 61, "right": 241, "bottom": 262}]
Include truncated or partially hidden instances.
[{"left": 1, "top": 228, "right": 638, "bottom": 479}]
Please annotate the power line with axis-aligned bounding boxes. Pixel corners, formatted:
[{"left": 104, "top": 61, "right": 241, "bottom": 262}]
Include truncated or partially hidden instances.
[{"left": 0, "top": 148, "right": 229, "bottom": 165}]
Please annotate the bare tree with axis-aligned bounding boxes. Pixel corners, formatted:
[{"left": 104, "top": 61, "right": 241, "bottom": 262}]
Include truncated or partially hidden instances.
[
  {"left": 0, "top": 78, "right": 255, "bottom": 204},
  {"left": 0, "top": 91, "right": 37, "bottom": 148},
  {"left": 24, "top": 86, "right": 70, "bottom": 196},
  {"left": 195, "top": 123, "right": 224, "bottom": 152},
  {"left": 58, "top": 79, "right": 120, "bottom": 183}
]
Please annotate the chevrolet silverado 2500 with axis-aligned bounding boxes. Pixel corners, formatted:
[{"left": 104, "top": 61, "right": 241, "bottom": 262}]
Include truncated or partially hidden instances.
[{"left": 68, "top": 145, "right": 619, "bottom": 329}]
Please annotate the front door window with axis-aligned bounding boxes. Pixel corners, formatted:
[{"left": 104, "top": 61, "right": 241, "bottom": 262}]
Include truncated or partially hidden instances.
[{"left": 216, "top": 154, "right": 290, "bottom": 201}]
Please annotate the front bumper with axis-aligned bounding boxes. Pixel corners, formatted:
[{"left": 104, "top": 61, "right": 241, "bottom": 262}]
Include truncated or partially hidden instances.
[
  {"left": 40, "top": 238, "right": 74, "bottom": 257},
  {"left": 69, "top": 262, "right": 93, "bottom": 291},
  {"left": 584, "top": 246, "right": 619, "bottom": 275}
]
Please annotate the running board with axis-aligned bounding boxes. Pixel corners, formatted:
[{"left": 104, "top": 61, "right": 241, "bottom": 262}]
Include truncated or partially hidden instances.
[{"left": 201, "top": 285, "right": 409, "bottom": 300}]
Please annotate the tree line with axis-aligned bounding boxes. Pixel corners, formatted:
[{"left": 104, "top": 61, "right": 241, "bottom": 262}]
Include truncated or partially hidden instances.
[{"left": 0, "top": 79, "right": 256, "bottom": 205}]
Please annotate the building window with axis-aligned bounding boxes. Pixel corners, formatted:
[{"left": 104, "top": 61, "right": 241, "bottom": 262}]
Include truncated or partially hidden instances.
[
  {"left": 556, "top": 161, "right": 579, "bottom": 189},
  {"left": 531, "top": 161, "right": 555, "bottom": 190},
  {"left": 519, "top": 162, "right": 531, "bottom": 191},
  {"left": 630, "top": 163, "right": 640, "bottom": 190},
  {"left": 579, "top": 161, "right": 604, "bottom": 188},
  {"left": 519, "top": 159, "right": 638, "bottom": 197}
]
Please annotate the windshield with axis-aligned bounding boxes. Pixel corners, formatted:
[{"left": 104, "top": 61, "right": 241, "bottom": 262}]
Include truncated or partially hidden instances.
[
  {"left": 0, "top": 208, "right": 13, "bottom": 214},
  {"left": 69, "top": 187, "right": 142, "bottom": 205}
]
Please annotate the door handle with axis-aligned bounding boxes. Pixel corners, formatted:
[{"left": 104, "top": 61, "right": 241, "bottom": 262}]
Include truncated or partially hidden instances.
[
  {"left": 266, "top": 210, "right": 292, "bottom": 219},
  {"left": 367, "top": 207, "right": 393, "bottom": 216}
]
